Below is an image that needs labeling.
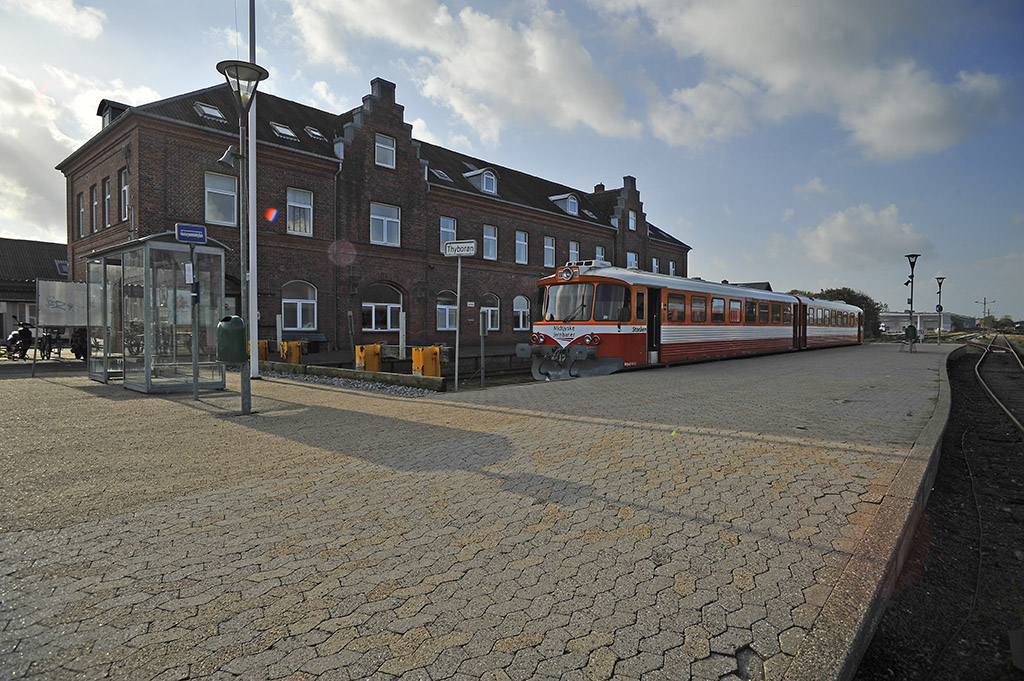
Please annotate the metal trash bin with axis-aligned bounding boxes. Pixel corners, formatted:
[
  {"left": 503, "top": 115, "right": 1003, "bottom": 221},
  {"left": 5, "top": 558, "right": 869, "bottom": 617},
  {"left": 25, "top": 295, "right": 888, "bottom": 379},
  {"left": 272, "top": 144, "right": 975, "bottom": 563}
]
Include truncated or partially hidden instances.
[{"left": 217, "top": 316, "right": 247, "bottom": 363}]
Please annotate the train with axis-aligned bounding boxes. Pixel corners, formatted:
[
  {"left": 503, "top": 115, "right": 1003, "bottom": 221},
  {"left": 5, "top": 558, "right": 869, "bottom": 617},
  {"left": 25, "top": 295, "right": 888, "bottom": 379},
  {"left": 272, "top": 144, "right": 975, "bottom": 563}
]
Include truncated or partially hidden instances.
[{"left": 515, "top": 260, "right": 863, "bottom": 381}]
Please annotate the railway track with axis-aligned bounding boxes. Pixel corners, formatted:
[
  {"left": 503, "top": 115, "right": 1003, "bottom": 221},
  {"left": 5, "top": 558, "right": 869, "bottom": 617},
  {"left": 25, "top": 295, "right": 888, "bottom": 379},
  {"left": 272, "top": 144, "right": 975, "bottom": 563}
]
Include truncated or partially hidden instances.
[{"left": 973, "top": 334, "right": 1024, "bottom": 437}]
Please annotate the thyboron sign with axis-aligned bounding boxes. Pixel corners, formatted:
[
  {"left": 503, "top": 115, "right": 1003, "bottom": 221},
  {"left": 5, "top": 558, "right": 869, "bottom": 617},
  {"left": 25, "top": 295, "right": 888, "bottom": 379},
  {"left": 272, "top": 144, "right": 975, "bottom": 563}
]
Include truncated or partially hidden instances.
[{"left": 443, "top": 240, "right": 477, "bottom": 257}]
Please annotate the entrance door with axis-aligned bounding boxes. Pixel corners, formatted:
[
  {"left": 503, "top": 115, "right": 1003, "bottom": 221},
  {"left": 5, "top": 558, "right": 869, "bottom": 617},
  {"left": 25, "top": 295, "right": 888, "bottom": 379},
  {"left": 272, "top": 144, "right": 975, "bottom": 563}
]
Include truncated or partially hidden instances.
[
  {"left": 647, "top": 287, "right": 661, "bottom": 363},
  {"left": 798, "top": 302, "right": 808, "bottom": 348}
]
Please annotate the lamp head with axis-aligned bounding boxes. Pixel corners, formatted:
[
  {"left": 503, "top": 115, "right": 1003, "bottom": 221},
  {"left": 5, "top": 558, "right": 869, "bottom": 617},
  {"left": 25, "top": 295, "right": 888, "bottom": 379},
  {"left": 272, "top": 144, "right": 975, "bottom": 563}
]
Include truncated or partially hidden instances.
[
  {"left": 216, "top": 60, "right": 269, "bottom": 116},
  {"left": 905, "top": 253, "right": 921, "bottom": 268},
  {"left": 935, "top": 276, "right": 945, "bottom": 285},
  {"left": 217, "top": 145, "right": 241, "bottom": 168}
]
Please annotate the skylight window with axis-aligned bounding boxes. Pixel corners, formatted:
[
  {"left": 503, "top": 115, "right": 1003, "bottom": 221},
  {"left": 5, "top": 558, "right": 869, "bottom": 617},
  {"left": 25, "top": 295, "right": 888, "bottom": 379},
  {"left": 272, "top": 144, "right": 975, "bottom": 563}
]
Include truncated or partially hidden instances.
[
  {"left": 55, "top": 260, "right": 69, "bottom": 277},
  {"left": 194, "top": 102, "right": 226, "bottom": 122},
  {"left": 304, "top": 126, "right": 327, "bottom": 141},
  {"left": 270, "top": 121, "right": 299, "bottom": 140},
  {"left": 582, "top": 209, "right": 598, "bottom": 220},
  {"left": 430, "top": 168, "right": 453, "bottom": 182}
]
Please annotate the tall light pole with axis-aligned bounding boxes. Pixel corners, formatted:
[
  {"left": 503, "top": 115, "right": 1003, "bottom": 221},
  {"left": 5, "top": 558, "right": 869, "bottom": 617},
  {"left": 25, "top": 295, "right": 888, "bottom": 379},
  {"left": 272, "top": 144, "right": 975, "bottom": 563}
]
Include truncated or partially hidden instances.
[
  {"left": 217, "top": 59, "right": 268, "bottom": 415},
  {"left": 975, "top": 298, "right": 995, "bottom": 329},
  {"left": 905, "top": 253, "right": 921, "bottom": 338},
  {"left": 935, "top": 276, "right": 945, "bottom": 345}
]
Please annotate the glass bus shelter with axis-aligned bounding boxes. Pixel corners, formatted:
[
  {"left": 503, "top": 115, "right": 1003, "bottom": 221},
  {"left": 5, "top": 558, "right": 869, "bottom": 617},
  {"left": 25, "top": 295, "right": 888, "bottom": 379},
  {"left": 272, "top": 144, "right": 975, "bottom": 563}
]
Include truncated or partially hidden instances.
[{"left": 86, "top": 233, "right": 227, "bottom": 393}]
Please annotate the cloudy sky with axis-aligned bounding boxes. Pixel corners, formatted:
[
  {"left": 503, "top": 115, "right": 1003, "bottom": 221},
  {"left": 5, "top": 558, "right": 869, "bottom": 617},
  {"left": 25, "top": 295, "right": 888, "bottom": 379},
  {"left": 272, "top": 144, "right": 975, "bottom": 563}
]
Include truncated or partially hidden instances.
[{"left": 1, "top": 0, "right": 1021, "bottom": 319}]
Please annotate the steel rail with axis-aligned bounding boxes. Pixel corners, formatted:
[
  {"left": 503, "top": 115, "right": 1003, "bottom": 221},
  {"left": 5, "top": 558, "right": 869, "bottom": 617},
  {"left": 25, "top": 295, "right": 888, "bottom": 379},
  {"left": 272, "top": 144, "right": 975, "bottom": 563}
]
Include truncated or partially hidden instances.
[{"left": 973, "top": 334, "right": 1024, "bottom": 438}]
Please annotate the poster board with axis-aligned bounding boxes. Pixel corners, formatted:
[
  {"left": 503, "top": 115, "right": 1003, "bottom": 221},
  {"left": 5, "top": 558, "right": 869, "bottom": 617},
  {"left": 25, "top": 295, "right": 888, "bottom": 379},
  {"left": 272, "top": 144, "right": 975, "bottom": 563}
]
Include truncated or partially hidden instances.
[{"left": 36, "top": 279, "right": 88, "bottom": 327}]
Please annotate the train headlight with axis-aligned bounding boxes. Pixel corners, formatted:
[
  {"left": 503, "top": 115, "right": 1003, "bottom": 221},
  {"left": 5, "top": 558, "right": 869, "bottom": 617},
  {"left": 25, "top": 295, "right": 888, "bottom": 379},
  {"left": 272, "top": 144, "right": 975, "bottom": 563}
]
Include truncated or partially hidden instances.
[
  {"left": 532, "top": 333, "right": 545, "bottom": 344},
  {"left": 559, "top": 268, "right": 574, "bottom": 281},
  {"left": 583, "top": 335, "right": 593, "bottom": 345}
]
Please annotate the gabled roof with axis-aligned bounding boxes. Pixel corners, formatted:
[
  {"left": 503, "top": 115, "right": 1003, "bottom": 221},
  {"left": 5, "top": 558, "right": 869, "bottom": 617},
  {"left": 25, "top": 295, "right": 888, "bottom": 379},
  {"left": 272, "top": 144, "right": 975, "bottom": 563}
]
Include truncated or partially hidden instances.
[
  {"left": 416, "top": 141, "right": 613, "bottom": 224},
  {"left": 0, "top": 238, "right": 67, "bottom": 283}
]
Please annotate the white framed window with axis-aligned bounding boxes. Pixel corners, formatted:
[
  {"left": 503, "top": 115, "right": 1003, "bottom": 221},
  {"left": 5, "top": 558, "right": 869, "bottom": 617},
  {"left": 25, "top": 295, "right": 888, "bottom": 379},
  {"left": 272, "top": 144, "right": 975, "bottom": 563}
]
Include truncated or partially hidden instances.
[
  {"left": 516, "top": 231, "right": 528, "bottom": 264},
  {"left": 361, "top": 283, "right": 402, "bottom": 332},
  {"left": 627, "top": 251, "right": 639, "bottom": 268},
  {"left": 513, "top": 295, "right": 530, "bottom": 331},
  {"left": 282, "top": 280, "right": 317, "bottom": 330},
  {"left": 370, "top": 202, "right": 400, "bottom": 246},
  {"left": 652, "top": 257, "right": 659, "bottom": 273},
  {"left": 375, "top": 134, "right": 396, "bottom": 168},
  {"left": 270, "top": 121, "right": 299, "bottom": 140},
  {"left": 481, "top": 170, "right": 496, "bottom": 194},
  {"left": 440, "top": 216, "right": 456, "bottom": 252},
  {"left": 195, "top": 102, "right": 226, "bottom": 122},
  {"left": 77, "top": 194, "right": 84, "bottom": 238},
  {"left": 287, "top": 188, "right": 313, "bottom": 235},
  {"left": 205, "top": 172, "right": 237, "bottom": 226},
  {"left": 102, "top": 179, "right": 111, "bottom": 228},
  {"left": 569, "top": 241, "right": 579, "bottom": 262},
  {"left": 481, "top": 293, "right": 500, "bottom": 331},
  {"left": 119, "top": 169, "right": 129, "bottom": 221},
  {"left": 629, "top": 209, "right": 637, "bottom": 230},
  {"left": 669, "top": 260, "right": 677, "bottom": 276},
  {"left": 483, "top": 225, "right": 497, "bottom": 260},
  {"left": 596, "top": 245, "right": 605, "bottom": 261},
  {"left": 567, "top": 195, "right": 578, "bottom": 215},
  {"left": 90, "top": 186, "right": 97, "bottom": 233},
  {"left": 544, "top": 236, "right": 555, "bottom": 268},
  {"left": 437, "top": 290, "right": 457, "bottom": 331}
]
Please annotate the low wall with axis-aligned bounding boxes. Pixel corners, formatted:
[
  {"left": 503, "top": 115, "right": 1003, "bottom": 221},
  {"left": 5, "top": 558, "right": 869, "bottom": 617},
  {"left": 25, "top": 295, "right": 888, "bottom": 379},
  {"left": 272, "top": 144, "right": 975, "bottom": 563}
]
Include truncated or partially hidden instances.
[{"left": 260, "top": 361, "right": 445, "bottom": 392}]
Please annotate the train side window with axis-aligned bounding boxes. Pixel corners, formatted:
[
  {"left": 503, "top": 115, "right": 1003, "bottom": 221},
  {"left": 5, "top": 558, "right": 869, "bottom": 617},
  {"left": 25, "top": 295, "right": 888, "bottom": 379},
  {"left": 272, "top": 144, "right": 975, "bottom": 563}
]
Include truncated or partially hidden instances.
[
  {"left": 783, "top": 304, "right": 792, "bottom": 324},
  {"left": 745, "top": 300, "right": 757, "bottom": 324},
  {"left": 593, "top": 283, "right": 630, "bottom": 322},
  {"left": 667, "top": 293, "right": 686, "bottom": 322},
  {"left": 808, "top": 307, "right": 815, "bottom": 326},
  {"left": 691, "top": 296, "right": 707, "bottom": 323},
  {"left": 636, "top": 291, "right": 645, "bottom": 321},
  {"left": 758, "top": 302, "right": 769, "bottom": 324},
  {"left": 817, "top": 308, "right": 823, "bottom": 324},
  {"left": 729, "top": 299, "right": 742, "bottom": 323},
  {"left": 711, "top": 297, "right": 725, "bottom": 323},
  {"left": 770, "top": 303, "right": 781, "bottom": 324}
]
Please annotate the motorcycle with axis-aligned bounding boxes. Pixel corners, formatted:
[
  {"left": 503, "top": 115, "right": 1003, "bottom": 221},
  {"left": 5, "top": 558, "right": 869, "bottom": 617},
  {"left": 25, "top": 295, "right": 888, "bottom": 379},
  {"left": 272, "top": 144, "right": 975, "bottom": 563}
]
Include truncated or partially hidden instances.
[{"left": 5, "top": 317, "right": 33, "bottom": 360}]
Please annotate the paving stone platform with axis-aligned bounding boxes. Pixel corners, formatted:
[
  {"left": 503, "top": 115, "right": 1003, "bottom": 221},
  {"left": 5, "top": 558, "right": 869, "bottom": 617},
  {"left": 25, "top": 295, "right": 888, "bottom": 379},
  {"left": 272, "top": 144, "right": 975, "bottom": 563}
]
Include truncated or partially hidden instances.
[{"left": 0, "top": 343, "right": 954, "bottom": 680}]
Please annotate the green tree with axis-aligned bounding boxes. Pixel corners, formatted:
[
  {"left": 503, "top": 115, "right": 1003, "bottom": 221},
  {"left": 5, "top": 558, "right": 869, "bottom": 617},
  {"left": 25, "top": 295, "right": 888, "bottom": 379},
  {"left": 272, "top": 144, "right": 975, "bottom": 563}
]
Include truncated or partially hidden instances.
[{"left": 788, "top": 287, "right": 883, "bottom": 339}]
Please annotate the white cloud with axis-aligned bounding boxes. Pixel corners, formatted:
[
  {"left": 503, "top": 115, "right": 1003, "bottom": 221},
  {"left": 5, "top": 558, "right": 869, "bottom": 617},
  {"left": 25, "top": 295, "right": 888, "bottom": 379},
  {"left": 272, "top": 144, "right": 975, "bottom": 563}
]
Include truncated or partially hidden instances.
[
  {"left": 794, "top": 177, "right": 840, "bottom": 200},
  {"left": 592, "top": 0, "right": 1005, "bottom": 160},
  {"left": 0, "top": 66, "right": 158, "bottom": 242},
  {"left": 310, "top": 81, "right": 350, "bottom": 112},
  {"left": 797, "top": 203, "right": 932, "bottom": 267},
  {"left": 287, "top": 0, "right": 641, "bottom": 144},
  {"left": 409, "top": 118, "right": 441, "bottom": 146},
  {"left": 782, "top": 208, "right": 795, "bottom": 222},
  {"left": 0, "top": 0, "right": 105, "bottom": 40}
]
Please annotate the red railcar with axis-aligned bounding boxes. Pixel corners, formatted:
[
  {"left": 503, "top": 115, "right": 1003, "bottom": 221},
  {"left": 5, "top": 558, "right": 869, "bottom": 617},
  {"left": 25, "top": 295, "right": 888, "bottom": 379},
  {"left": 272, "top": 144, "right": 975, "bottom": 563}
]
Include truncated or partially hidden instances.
[{"left": 516, "top": 262, "right": 862, "bottom": 380}]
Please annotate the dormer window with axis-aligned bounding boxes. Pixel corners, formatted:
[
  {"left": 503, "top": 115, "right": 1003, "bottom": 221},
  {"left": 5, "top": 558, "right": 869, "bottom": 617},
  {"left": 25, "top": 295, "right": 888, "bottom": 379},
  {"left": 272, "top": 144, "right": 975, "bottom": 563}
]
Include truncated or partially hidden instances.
[
  {"left": 481, "top": 170, "right": 496, "bottom": 194},
  {"left": 304, "top": 126, "right": 327, "bottom": 141},
  {"left": 463, "top": 167, "right": 498, "bottom": 195},
  {"left": 549, "top": 193, "right": 581, "bottom": 216},
  {"left": 194, "top": 102, "right": 226, "bottom": 122},
  {"left": 271, "top": 122, "right": 299, "bottom": 140}
]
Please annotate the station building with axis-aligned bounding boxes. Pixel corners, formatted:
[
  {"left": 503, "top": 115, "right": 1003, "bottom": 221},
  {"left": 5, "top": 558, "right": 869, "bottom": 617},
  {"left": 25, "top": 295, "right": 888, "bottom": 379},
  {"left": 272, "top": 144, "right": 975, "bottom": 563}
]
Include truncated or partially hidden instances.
[{"left": 56, "top": 78, "right": 690, "bottom": 360}]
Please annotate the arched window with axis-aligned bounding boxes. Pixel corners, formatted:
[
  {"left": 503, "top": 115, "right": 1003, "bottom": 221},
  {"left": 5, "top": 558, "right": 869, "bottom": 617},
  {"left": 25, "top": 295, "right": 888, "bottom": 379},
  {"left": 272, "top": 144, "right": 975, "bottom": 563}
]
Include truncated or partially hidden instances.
[
  {"left": 282, "top": 281, "right": 316, "bottom": 330},
  {"left": 482, "top": 170, "right": 497, "bottom": 194},
  {"left": 513, "top": 295, "right": 531, "bottom": 331},
  {"left": 362, "top": 283, "right": 402, "bottom": 331},
  {"left": 567, "top": 195, "right": 578, "bottom": 215},
  {"left": 481, "top": 293, "right": 499, "bottom": 331},
  {"left": 436, "top": 290, "right": 457, "bottom": 331}
]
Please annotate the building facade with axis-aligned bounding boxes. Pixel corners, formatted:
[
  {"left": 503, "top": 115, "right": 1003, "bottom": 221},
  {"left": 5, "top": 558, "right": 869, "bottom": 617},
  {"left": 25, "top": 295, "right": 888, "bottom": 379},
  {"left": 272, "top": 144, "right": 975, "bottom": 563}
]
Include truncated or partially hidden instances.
[{"left": 57, "top": 78, "right": 690, "bottom": 359}]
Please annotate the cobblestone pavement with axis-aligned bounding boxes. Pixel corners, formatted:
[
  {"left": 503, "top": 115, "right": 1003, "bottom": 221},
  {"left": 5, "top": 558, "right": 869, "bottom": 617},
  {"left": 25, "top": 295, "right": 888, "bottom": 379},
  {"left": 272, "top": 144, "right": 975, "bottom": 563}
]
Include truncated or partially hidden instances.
[{"left": 0, "top": 344, "right": 951, "bottom": 680}]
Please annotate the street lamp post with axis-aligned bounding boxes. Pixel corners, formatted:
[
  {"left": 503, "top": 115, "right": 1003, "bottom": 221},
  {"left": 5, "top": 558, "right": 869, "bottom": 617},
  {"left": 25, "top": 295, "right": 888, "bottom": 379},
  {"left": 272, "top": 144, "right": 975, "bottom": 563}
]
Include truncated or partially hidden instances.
[
  {"left": 905, "top": 253, "right": 921, "bottom": 341},
  {"left": 217, "top": 59, "right": 268, "bottom": 415},
  {"left": 935, "top": 277, "right": 945, "bottom": 345}
]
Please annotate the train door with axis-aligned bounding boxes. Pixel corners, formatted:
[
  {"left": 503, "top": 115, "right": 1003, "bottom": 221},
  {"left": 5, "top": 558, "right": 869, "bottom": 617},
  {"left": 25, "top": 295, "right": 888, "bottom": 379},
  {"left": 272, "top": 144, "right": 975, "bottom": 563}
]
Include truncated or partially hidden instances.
[
  {"left": 794, "top": 301, "right": 802, "bottom": 348},
  {"left": 647, "top": 287, "right": 661, "bottom": 364},
  {"left": 792, "top": 303, "right": 800, "bottom": 349}
]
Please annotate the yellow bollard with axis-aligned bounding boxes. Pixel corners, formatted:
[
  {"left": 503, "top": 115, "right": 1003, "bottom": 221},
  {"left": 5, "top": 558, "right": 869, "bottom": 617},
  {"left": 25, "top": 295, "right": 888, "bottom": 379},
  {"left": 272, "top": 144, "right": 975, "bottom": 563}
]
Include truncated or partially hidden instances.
[{"left": 413, "top": 346, "right": 440, "bottom": 377}]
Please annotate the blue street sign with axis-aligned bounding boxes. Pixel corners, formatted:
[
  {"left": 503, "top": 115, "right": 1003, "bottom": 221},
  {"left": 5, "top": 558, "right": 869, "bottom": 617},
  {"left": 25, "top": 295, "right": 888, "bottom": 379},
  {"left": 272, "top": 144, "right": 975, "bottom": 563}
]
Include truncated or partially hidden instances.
[{"left": 175, "top": 223, "right": 207, "bottom": 244}]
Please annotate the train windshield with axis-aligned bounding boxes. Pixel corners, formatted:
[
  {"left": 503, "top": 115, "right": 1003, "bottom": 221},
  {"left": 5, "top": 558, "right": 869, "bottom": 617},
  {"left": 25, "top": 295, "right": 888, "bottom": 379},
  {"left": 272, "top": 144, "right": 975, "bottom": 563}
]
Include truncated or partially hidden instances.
[
  {"left": 592, "top": 284, "right": 630, "bottom": 322},
  {"left": 544, "top": 283, "right": 594, "bottom": 322}
]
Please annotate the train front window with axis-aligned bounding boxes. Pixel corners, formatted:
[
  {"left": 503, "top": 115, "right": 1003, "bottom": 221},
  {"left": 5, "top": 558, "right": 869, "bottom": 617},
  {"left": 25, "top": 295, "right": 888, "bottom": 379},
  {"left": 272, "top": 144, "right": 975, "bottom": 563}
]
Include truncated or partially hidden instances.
[
  {"left": 544, "top": 283, "right": 594, "bottom": 322},
  {"left": 593, "top": 283, "right": 630, "bottom": 322}
]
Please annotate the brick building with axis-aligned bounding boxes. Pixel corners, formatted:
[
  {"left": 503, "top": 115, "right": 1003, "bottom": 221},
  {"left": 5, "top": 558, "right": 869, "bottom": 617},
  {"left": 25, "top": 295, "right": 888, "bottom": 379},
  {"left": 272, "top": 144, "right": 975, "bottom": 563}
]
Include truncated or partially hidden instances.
[{"left": 56, "top": 78, "right": 690, "bottom": 359}]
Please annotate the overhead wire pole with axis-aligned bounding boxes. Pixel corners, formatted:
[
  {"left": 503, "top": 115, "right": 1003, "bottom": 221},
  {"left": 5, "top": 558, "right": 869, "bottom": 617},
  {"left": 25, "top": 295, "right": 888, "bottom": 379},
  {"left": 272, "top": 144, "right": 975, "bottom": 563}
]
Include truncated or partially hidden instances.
[{"left": 248, "top": 0, "right": 259, "bottom": 379}]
